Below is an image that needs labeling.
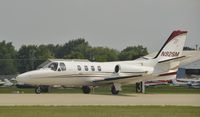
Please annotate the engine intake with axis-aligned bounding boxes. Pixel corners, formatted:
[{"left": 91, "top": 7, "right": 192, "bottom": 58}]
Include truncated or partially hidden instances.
[{"left": 114, "top": 65, "right": 120, "bottom": 73}]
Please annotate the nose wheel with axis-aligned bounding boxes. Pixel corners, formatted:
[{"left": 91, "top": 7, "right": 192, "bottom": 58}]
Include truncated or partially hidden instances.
[
  {"left": 35, "top": 87, "right": 41, "bottom": 94},
  {"left": 35, "top": 86, "right": 49, "bottom": 94}
]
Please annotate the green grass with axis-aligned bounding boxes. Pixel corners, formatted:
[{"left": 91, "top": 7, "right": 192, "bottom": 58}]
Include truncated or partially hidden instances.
[
  {"left": 0, "top": 85, "right": 200, "bottom": 94},
  {"left": 0, "top": 106, "right": 199, "bottom": 117}
]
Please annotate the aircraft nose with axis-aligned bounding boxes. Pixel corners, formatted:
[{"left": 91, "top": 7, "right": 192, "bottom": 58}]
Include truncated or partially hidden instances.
[{"left": 16, "top": 73, "right": 29, "bottom": 83}]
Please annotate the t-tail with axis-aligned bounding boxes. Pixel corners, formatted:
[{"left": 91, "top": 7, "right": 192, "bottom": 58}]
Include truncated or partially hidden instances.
[
  {"left": 154, "top": 30, "right": 187, "bottom": 62},
  {"left": 153, "top": 30, "right": 187, "bottom": 76}
]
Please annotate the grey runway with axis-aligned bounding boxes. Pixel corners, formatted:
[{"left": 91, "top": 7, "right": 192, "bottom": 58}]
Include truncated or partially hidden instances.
[{"left": 0, "top": 94, "right": 200, "bottom": 106}]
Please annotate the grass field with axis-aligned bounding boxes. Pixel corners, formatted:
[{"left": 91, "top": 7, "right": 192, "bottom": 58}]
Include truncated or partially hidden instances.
[
  {"left": 0, "top": 85, "right": 199, "bottom": 94},
  {"left": 0, "top": 106, "right": 199, "bottom": 117}
]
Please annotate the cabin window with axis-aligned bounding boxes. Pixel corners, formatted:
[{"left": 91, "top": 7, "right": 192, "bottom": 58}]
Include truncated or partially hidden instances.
[
  {"left": 84, "top": 65, "right": 89, "bottom": 71},
  {"left": 60, "top": 62, "right": 66, "bottom": 71},
  {"left": 91, "top": 66, "right": 95, "bottom": 71},
  {"left": 77, "top": 65, "right": 81, "bottom": 71},
  {"left": 48, "top": 62, "right": 58, "bottom": 71},
  {"left": 97, "top": 66, "right": 101, "bottom": 71}
]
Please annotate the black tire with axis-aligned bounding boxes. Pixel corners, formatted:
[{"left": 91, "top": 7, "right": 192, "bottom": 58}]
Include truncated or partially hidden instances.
[
  {"left": 82, "top": 86, "right": 91, "bottom": 94},
  {"left": 136, "top": 82, "right": 142, "bottom": 93},
  {"left": 111, "top": 85, "right": 119, "bottom": 95},
  {"left": 35, "top": 86, "right": 49, "bottom": 94},
  {"left": 35, "top": 87, "right": 41, "bottom": 94}
]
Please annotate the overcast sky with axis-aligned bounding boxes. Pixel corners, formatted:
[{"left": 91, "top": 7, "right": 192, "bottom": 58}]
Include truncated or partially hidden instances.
[{"left": 0, "top": 0, "right": 199, "bottom": 52}]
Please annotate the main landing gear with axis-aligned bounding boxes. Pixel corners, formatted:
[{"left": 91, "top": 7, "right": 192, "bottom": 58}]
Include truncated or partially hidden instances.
[
  {"left": 81, "top": 82, "right": 144, "bottom": 95},
  {"left": 82, "top": 86, "right": 91, "bottom": 94},
  {"left": 35, "top": 86, "right": 49, "bottom": 94},
  {"left": 111, "top": 83, "right": 121, "bottom": 95},
  {"left": 136, "top": 81, "right": 145, "bottom": 93},
  {"left": 81, "top": 84, "right": 122, "bottom": 95},
  {"left": 111, "top": 85, "right": 119, "bottom": 95}
]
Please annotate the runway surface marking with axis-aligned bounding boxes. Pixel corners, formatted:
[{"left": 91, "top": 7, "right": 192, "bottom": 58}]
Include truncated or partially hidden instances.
[{"left": 0, "top": 94, "right": 199, "bottom": 106}]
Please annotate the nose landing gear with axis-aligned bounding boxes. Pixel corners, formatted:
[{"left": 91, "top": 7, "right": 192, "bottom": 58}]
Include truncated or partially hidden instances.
[{"left": 35, "top": 86, "right": 49, "bottom": 94}]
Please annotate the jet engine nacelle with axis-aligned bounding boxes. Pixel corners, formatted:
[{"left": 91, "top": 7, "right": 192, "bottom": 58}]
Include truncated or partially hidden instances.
[{"left": 114, "top": 64, "right": 153, "bottom": 75}]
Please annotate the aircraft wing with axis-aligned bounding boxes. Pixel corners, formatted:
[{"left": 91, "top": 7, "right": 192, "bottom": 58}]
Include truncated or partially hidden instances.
[{"left": 91, "top": 74, "right": 142, "bottom": 84}]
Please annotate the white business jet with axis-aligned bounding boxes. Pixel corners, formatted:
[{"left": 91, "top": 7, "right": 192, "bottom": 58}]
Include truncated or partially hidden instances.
[{"left": 16, "top": 30, "right": 187, "bottom": 94}]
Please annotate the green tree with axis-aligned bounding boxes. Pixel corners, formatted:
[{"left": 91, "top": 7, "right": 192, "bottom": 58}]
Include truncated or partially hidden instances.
[
  {"left": 90, "top": 47, "right": 119, "bottom": 62},
  {"left": 17, "top": 45, "right": 38, "bottom": 73},
  {"left": 64, "top": 51, "right": 84, "bottom": 59},
  {"left": 119, "top": 45, "right": 148, "bottom": 60},
  {"left": 34, "top": 45, "right": 55, "bottom": 67},
  {"left": 62, "top": 38, "right": 91, "bottom": 59},
  {"left": 54, "top": 44, "right": 64, "bottom": 58},
  {"left": 0, "top": 41, "right": 17, "bottom": 75},
  {"left": 17, "top": 45, "right": 55, "bottom": 73}
]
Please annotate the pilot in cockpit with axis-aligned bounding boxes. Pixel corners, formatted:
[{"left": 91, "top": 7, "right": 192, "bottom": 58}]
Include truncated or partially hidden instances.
[{"left": 48, "top": 62, "right": 58, "bottom": 71}]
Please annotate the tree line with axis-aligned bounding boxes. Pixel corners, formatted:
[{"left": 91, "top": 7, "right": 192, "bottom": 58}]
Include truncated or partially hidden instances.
[{"left": 0, "top": 39, "right": 149, "bottom": 75}]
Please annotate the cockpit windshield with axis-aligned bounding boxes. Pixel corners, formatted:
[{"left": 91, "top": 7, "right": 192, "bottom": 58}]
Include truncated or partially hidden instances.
[
  {"left": 48, "top": 62, "right": 58, "bottom": 71},
  {"left": 38, "top": 60, "right": 66, "bottom": 72}
]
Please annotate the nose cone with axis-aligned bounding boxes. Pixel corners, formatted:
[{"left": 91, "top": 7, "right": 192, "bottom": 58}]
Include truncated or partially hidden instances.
[{"left": 16, "top": 73, "right": 29, "bottom": 83}]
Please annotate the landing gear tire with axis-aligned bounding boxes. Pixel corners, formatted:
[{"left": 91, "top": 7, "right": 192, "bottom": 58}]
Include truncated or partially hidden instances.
[
  {"left": 35, "top": 86, "right": 49, "bottom": 94},
  {"left": 82, "top": 86, "right": 91, "bottom": 94},
  {"left": 35, "top": 87, "right": 41, "bottom": 94},
  {"left": 111, "top": 85, "right": 119, "bottom": 95},
  {"left": 136, "top": 82, "right": 144, "bottom": 93}
]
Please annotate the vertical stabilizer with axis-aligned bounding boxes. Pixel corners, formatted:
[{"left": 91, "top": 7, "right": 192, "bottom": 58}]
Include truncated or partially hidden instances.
[
  {"left": 154, "top": 30, "right": 187, "bottom": 62},
  {"left": 153, "top": 30, "right": 187, "bottom": 76}
]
